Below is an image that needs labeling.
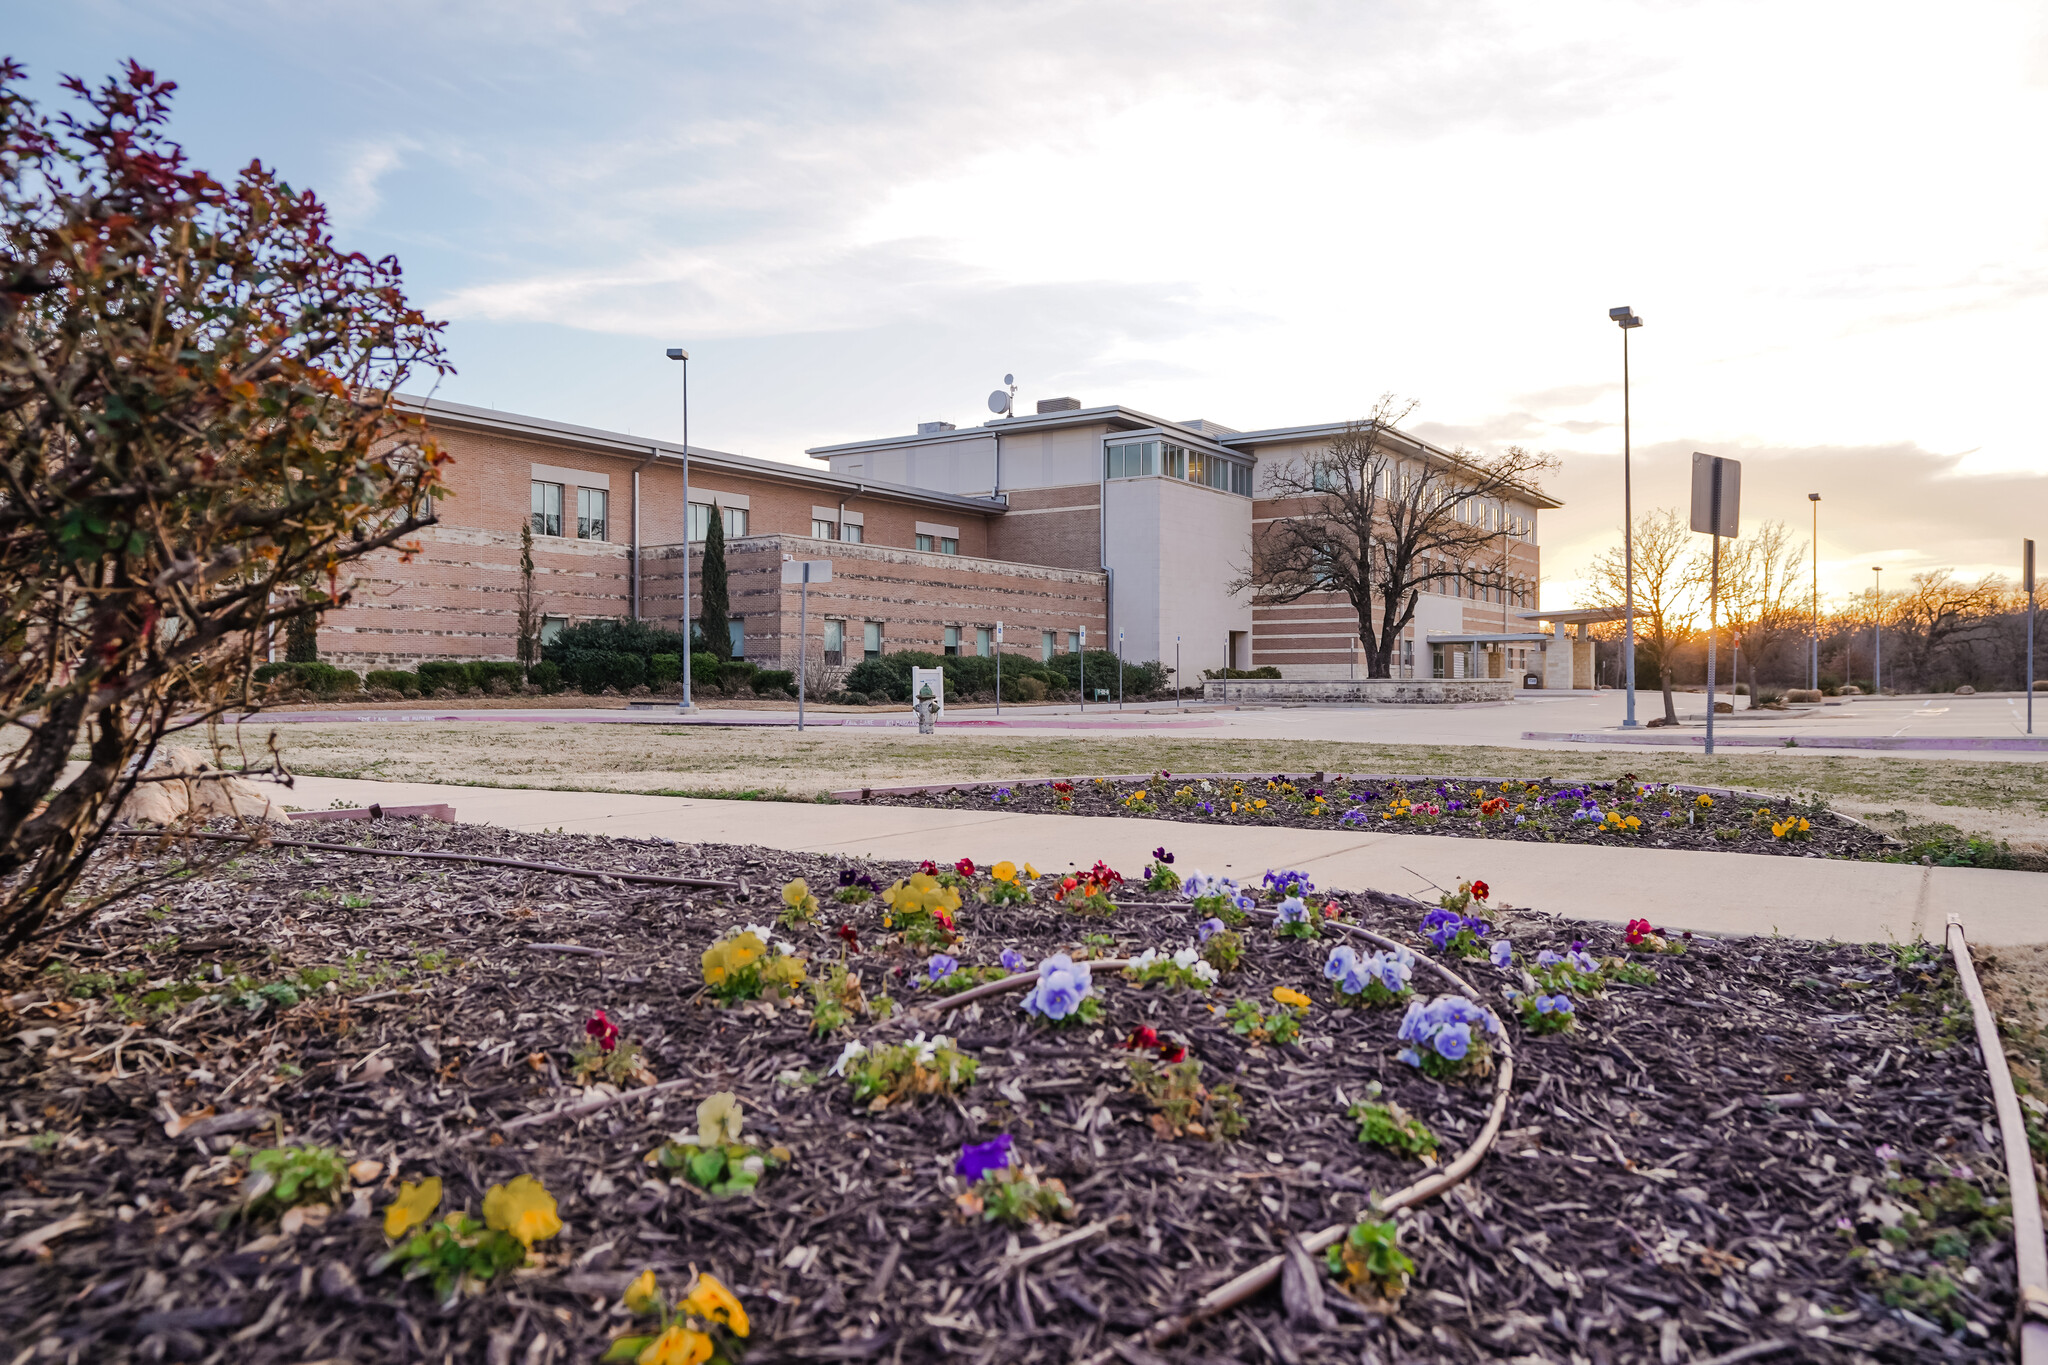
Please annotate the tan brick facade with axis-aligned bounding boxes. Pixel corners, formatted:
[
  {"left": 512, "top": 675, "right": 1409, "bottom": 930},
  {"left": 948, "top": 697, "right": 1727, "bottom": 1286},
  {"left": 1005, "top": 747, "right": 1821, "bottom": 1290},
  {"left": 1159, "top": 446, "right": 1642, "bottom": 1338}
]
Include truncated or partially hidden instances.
[
  {"left": 312, "top": 400, "right": 1098, "bottom": 672},
  {"left": 643, "top": 535, "right": 1106, "bottom": 671}
]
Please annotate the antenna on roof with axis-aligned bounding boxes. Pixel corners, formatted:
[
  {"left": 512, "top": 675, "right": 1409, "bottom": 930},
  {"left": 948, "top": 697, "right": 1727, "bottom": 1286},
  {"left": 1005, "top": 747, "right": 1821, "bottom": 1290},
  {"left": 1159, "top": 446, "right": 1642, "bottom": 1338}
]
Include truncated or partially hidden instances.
[{"left": 987, "top": 374, "right": 1017, "bottom": 418}]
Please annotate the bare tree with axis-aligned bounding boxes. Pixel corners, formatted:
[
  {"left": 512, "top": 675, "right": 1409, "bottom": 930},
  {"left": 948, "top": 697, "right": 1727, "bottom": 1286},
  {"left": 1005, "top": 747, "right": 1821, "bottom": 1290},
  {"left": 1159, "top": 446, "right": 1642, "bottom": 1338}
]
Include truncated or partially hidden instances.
[
  {"left": 1234, "top": 395, "right": 1557, "bottom": 678},
  {"left": 1580, "top": 508, "right": 1704, "bottom": 723},
  {"left": 1713, "top": 520, "right": 1809, "bottom": 705},
  {"left": 1885, "top": 569, "right": 2008, "bottom": 690}
]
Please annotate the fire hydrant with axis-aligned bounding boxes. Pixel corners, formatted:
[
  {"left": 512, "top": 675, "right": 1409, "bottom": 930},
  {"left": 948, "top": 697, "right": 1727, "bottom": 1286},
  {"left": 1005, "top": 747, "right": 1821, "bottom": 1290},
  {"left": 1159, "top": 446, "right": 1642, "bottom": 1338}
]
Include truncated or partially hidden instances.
[{"left": 913, "top": 682, "right": 939, "bottom": 735}]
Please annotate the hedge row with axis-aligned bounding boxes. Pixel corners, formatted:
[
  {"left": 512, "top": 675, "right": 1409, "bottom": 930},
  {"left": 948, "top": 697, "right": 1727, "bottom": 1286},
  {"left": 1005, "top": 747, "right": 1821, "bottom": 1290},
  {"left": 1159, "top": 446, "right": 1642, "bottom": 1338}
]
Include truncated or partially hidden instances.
[
  {"left": 253, "top": 661, "right": 360, "bottom": 696},
  {"left": 840, "top": 649, "right": 1170, "bottom": 703}
]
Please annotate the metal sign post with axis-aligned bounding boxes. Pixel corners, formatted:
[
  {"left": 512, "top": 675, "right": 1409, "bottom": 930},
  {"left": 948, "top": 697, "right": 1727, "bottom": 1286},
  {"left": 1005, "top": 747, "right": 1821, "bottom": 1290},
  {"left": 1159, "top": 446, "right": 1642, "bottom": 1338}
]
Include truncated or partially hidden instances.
[
  {"left": 1175, "top": 634, "right": 1182, "bottom": 709},
  {"left": 780, "top": 557, "right": 832, "bottom": 732},
  {"left": 2027, "top": 539, "right": 2036, "bottom": 735},
  {"left": 1117, "top": 628, "right": 1125, "bottom": 709},
  {"left": 1077, "top": 625, "right": 1086, "bottom": 713},
  {"left": 994, "top": 621, "right": 1003, "bottom": 718},
  {"left": 1689, "top": 452, "right": 1742, "bottom": 756}
]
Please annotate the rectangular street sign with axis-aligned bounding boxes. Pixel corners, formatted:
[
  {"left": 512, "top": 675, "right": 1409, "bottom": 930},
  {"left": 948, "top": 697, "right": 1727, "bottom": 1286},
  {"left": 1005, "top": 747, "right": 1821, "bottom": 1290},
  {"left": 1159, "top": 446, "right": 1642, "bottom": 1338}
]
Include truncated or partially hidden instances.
[
  {"left": 1689, "top": 452, "right": 1741, "bottom": 539},
  {"left": 780, "top": 558, "right": 832, "bottom": 584}
]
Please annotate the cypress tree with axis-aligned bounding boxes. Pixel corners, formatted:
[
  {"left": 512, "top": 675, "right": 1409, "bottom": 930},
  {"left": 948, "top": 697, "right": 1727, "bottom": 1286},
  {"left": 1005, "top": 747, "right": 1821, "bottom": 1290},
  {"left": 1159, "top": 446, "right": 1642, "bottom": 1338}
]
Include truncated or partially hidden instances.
[
  {"left": 700, "top": 503, "right": 732, "bottom": 660},
  {"left": 284, "top": 607, "right": 319, "bottom": 662}
]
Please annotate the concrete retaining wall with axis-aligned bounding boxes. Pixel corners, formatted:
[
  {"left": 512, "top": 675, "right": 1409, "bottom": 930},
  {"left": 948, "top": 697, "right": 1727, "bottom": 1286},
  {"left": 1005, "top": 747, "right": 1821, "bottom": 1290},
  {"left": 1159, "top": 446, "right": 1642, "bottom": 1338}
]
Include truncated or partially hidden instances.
[{"left": 1203, "top": 677, "right": 1516, "bottom": 705}]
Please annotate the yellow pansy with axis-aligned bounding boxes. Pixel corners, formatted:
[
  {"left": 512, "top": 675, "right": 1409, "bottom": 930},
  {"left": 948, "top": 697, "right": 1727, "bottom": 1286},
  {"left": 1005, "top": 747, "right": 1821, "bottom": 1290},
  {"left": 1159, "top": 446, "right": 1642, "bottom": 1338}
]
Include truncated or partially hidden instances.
[
  {"left": 697, "top": 1091, "right": 744, "bottom": 1147},
  {"left": 1023, "top": 862, "right": 1040, "bottom": 879},
  {"left": 637, "top": 1326, "right": 713, "bottom": 1365},
  {"left": 780, "top": 878, "right": 819, "bottom": 917},
  {"left": 682, "top": 1272, "right": 750, "bottom": 1337},
  {"left": 623, "top": 1268, "right": 661, "bottom": 1315},
  {"left": 1272, "top": 987, "right": 1312, "bottom": 1010},
  {"left": 382, "top": 1176, "right": 441, "bottom": 1239},
  {"left": 701, "top": 932, "right": 766, "bottom": 986},
  {"left": 990, "top": 861, "right": 1018, "bottom": 884},
  {"left": 881, "top": 873, "right": 961, "bottom": 919},
  {"left": 482, "top": 1174, "right": 561, "bottom": 1250},
  {"left": 1695, "top": 793, "right": 1714, "bottom": 808}
]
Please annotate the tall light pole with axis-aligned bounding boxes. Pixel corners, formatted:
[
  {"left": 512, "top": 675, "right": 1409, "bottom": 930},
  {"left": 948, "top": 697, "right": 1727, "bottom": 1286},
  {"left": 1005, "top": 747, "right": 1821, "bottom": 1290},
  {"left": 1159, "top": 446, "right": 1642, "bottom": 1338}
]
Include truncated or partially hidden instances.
[
  {"left": 1807, "top": 494, "right": 1821, "bottom": 689},
  {"left": 1871, "top": 565, "right": 1882, "bottom": 695},
  {"left": 665, "top": 347, "right": 694, "bottom": 713},
  {"left": 1609, "top": 306, "right": 1644, "bottom": 725}
]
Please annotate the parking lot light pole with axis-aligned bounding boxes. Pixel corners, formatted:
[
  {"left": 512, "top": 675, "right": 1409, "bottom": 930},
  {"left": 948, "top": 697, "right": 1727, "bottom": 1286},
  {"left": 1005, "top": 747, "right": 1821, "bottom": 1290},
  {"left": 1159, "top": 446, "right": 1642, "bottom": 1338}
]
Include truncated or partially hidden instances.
[
  {"left": 1609, "top": 306, "right": 1644, "bottom": 725},
  {"left": 1807, "top": 494, "right": 1821, "bottom": 689},
  {"left": 1871, "top": 565, "right": 1882, "bottom": 694},
  {"left": 665, "top": 347, "right": 693, "bottom": 713}
]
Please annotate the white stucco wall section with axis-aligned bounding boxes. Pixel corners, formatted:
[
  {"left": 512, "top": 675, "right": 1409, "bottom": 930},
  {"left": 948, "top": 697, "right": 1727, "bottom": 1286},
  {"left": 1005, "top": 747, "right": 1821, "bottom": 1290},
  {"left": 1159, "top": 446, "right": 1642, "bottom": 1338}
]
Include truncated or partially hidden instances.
[
  {"left": 996, "top": 425, "right": 1106, "bottom": 490},
  {"left": 1102, "top": 475, "right": 1252, "bottom": 679}
]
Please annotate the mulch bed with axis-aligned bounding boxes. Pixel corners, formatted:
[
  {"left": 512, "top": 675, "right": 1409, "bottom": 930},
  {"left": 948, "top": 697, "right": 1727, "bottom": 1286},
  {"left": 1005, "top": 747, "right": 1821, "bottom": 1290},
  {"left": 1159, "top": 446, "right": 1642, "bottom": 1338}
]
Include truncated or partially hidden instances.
[
  {"left": 0, "top": 820, "right": 2020, "bottom": 1364},
  {"left": 865, "top": 773, "right": 1901, "bottom": 863}
]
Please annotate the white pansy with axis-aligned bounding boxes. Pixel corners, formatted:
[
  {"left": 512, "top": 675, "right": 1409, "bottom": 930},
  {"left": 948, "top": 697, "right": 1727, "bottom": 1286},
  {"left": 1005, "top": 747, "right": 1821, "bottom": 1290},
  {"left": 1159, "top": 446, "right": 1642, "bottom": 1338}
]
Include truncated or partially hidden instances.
[
  {"left": 827, "top": 1041, "right": 867, "bottom": 1076},
  {"left": 1171, "top": 947, "right": 1200, "bottom": 970},
  {"left": 908, "top": 1031, "right": 939, "bottom": 1065},
  {"left": 1193, "top": 960, "right": 1219, "bottom": 983}
]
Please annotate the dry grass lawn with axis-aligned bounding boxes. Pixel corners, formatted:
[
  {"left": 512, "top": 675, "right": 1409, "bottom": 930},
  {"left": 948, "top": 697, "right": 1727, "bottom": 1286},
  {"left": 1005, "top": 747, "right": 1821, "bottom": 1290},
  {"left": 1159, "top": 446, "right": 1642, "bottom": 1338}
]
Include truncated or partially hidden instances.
[{"left": 190, "top": 717, "right": 2048, "bottom": 844}]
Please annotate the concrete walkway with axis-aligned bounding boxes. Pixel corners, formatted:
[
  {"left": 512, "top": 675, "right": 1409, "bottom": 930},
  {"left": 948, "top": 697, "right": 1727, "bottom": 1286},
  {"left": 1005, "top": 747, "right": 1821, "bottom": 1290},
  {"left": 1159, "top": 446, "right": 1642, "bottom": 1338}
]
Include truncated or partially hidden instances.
[{"left": 275, "top": 775, "right": 2043, "bottom": 947}]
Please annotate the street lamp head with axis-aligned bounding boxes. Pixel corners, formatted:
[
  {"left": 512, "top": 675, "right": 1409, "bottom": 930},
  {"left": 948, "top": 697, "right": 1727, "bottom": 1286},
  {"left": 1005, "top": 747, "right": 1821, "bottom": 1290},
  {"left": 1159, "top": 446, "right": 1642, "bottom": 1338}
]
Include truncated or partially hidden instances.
[
  {"left": 665, "top": 347, "right": 689, "bottom": 361},
  {"left": 1609, "top": 306, "right": 1642, "bottom": 328},
  {"left": 1808, "top": 493, "right": 1821, "bottom": 502}
]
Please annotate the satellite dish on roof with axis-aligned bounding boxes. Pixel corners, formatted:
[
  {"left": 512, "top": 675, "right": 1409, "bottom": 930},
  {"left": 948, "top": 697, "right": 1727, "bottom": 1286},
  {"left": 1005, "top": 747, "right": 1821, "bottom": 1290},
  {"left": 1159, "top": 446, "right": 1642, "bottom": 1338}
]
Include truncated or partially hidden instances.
[
  {"left": 988, "top": 389, "right": 1012, "bottom": 416},
  {"left": 1003, "top": 373, "right": 1014, "bottom": 386}
]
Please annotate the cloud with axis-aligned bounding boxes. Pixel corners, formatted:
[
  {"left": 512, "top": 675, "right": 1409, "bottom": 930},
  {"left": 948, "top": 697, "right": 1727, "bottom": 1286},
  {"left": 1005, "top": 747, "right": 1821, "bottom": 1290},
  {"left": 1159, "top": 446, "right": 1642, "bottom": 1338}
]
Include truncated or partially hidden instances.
[
  {"left": 324, "top": 139, "right": 413, "bottom": 229},
  {"left": 1535, "top": 437, "right": 2047, "bottom": 608}
]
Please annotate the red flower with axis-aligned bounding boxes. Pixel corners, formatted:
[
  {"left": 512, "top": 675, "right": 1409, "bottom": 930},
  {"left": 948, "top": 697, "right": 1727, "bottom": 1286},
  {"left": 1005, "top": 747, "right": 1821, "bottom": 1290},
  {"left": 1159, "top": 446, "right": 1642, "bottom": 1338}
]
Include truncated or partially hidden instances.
[
  {"left": 1159, "top": 1043, "right": 1187, "bottom": 1064},
  {"left": 919, "top": 859, "right": 941, "bottom": 876},
  {"left": 1624, "top": 918, "right": 1651, "bottom": 946},
  {"left": 1088, "top": 860, "right": 1123, "bottom": 886},
  {"left": 584, "top": 1009, "right": 619, "bottom": 1053},
  {"left": 1123, "top": 1025, "right": 1160, "bottom": 1051},
  {"left": 837, "top": 924, "right": 862, "bottom": 953},
  {"left": 1322, "top": 900, "right": 1342, "bottom": 919},
  {"left": 955, "top": 857, "right": 976, "bottom": 877},
  {"left": 1470, "top": 880, "right": 1490, "bottom": 902}
]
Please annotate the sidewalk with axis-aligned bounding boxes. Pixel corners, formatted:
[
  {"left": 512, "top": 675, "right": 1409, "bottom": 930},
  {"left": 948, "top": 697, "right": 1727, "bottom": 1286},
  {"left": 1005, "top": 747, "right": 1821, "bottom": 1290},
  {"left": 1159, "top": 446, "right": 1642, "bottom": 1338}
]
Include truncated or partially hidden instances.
[{"left": 276, "top": 776, "right": 2042, "bottom": 947}]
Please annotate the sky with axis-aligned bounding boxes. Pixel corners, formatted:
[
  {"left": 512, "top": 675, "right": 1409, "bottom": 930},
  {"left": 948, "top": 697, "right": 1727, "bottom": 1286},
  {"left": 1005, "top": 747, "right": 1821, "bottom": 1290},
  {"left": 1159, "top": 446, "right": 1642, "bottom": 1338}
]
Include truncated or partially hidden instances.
[{"left": 12, "top": 0, "right": 2048, "bottom": 608}]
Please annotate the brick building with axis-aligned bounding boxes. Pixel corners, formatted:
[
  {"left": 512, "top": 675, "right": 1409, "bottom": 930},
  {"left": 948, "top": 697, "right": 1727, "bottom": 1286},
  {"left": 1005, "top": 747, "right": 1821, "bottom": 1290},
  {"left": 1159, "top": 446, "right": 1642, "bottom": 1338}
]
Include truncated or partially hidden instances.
[{"left": 315, "top": 393, "right": 1559, "bottom": 686}]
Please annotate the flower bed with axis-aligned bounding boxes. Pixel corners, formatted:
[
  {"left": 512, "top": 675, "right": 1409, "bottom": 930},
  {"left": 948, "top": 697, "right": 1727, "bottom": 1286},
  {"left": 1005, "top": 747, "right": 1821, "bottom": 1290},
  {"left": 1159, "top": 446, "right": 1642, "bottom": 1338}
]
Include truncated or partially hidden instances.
[
  {"left": 0, "top": 823, "right": 2019, "bottom": 1363},
  {"left": 869, "top": 772, "right": 1900, "bottom": 861}
]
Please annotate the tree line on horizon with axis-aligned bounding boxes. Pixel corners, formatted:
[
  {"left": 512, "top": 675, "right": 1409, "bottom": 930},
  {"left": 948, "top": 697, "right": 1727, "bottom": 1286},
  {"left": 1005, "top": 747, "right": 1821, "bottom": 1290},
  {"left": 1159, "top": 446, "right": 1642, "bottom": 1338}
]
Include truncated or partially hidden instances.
[{"left": 1575, "top": 508, "right": 2037, "bottom": 709}]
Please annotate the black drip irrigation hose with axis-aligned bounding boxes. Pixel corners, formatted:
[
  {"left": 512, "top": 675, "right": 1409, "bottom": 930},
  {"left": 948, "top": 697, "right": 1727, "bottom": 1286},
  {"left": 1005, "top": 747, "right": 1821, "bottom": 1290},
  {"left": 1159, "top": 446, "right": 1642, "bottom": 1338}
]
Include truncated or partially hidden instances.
[
  {"left": 107, "top": 828, "right": 739, "bottom": 892},
  {"left": 879, "top": 896, "right": 1515, "bottom": 1354}
]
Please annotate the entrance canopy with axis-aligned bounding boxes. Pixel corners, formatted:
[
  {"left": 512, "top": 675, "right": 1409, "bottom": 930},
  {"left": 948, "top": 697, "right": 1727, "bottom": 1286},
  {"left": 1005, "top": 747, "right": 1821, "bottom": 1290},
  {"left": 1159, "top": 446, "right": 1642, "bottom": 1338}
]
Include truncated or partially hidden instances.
[
  {"left": 1514, "top": 607, "right": 1627, "bottom": 627},
  {"left": 1426, "top": 632, "right": 1555, "bottom": 646}
]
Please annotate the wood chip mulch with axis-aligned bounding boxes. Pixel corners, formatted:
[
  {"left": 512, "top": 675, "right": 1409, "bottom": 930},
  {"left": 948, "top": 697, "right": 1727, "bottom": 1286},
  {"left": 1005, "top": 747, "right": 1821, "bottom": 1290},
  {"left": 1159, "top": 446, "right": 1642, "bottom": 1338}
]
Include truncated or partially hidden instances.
[{"left": 0, "top": 820, "right": 2023, "bottom": 1364}]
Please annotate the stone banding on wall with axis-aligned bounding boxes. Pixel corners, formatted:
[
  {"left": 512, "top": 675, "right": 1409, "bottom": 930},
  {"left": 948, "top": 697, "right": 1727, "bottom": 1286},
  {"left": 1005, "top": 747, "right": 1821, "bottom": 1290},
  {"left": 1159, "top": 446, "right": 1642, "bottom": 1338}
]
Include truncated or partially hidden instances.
[{"left": 1202, "top": 677, "right": 1516, "bottom": 704}]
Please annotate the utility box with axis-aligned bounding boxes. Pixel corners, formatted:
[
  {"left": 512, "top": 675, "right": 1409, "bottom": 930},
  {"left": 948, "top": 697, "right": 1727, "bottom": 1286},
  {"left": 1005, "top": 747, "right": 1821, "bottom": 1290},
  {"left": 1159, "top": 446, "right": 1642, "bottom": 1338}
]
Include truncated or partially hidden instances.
[{"left": 910, "top": 666, "right": 945, "bottom": 718}]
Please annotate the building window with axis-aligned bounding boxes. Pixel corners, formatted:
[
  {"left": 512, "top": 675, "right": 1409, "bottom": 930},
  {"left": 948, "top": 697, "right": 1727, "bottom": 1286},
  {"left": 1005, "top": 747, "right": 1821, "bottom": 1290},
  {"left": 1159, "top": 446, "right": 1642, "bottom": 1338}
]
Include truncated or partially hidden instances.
[
  {"left": 812, "top": 518, "right": 838, "bottom": 540},
  {"left": 1041, "top": 630, "right": 1056, "bottom": 661},
  {"left": 728, "top": 618, "right": 745, "bottom": 659},
  {"left": 941, "top": 537, "right": 958, "bottom": 555},
  {"left": 1067, "top": 630, "right": 1081, "bottom": 654},
  {"left": 823, "top": 619, "right": 844, "bottom": 666},
  {"left": 531, "top": 481, "right": 563, "bottom": 538},
  {"left": 976, "top": 627, "right": 992, "bottom": 657},
  {"left": 689, "top": 504, "right": 750, "bottom": 541},
  {"left": 577, "top": 487, "right": 608, "bottom": 541},
  {"left": 841, "top": 522, "right": 863, "bottom": 543},
  {"left": 541, "top": 615, "right": 568, "bottom": 644},
  {"left": 1106, "top": 440, "right": 1160, "bottom": 479},
  {"left": 863, "top": 621, "right": 882, "bottom": 660},
  {"left": 943, "top": 626, "right": 960, "bottom": 656},
  {"left": 1401, "top": 636, "right": 1414, "bottom": 678},
  {"left": 917, "top": 534, "right": 956, "bottom": 554},
  {"left": 915, "top": 534, "right": 933, "bottom": 552}
]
